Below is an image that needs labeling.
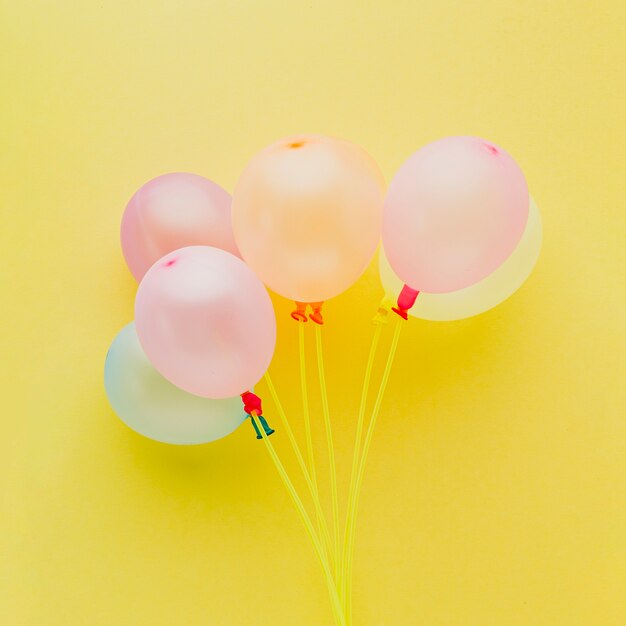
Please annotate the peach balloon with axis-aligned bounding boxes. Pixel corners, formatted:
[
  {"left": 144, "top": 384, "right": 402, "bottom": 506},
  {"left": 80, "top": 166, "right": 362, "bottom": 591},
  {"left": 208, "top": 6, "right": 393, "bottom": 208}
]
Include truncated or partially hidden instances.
[
  {"left": 134, "top": 246, "right": 276, "bottom": 399},
  {"left": 382, "top": 136, "right": 529, "bottom": 293},
  {"left": 232, "top": 134, "right": 384, "bottom": 303},
  {"left": 121, "top": 172, "right": 239, "bottom": 282}
]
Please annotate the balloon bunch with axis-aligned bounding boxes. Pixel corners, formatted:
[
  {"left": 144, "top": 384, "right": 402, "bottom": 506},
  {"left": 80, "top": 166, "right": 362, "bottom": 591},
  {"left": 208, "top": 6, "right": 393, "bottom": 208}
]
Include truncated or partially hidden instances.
[{"left": 104, "top": 135, "right": 540, "bottom": 625}]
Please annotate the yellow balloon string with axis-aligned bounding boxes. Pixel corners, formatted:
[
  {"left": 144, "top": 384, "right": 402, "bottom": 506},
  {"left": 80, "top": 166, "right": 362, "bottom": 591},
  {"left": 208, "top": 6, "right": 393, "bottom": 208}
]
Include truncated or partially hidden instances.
[
  {"left": 314, "top": 324, "right": 340, "bottom": 578},
  {"left": 345, "top": 319, "right": 403, "bottom": 624},
  {"left": 339, "top": 323, "right": 382, "bottom": 608},
  {"left": 251, "top": 413, "right": 346, "bottom": 626},
  {"left": 263, "top": 371, "right": 335, "bottom": 564},
  {"left": 299, "top": 323, "right": 329, "bottom": 566}
]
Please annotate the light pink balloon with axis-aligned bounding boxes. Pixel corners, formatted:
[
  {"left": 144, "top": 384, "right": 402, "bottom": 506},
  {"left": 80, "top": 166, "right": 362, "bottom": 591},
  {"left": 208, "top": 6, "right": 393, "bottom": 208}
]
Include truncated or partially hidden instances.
[
  {"left": 121, "top": 173, "right": 240, "bottom": 282},
  {"left": 134, "top": 246, "right": 276, "bottom": 399},
  {"left": 382, "top": 136, "right": 529, "bottom": 293}
]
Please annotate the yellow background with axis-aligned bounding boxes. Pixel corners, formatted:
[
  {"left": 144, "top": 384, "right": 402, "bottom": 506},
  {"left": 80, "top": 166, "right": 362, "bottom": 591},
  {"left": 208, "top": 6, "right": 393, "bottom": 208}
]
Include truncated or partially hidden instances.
[{"left": 2, "top": 1, "right": 625, "bottom": 624}]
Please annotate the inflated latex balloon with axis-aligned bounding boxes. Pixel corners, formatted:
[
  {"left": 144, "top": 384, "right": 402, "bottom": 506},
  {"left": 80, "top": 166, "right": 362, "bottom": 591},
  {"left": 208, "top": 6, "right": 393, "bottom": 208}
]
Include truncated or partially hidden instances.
[
  {"left": 104, "top": 323, "right": 247, "bottom": 444},
  {"left": 383, "top": 136, "right": 529, "bottom": 294},
  {"left": 121, "top": 172, "right": 239, "bottom": 282},
  {"left": 135, "top": 246, "right": 276, "bottom": 398},
  {"left": 379, "top": 197, "right": 542, "bottom": 321},
  {"left": 232, "top": 134, "right": 384, "bottom": 303}
]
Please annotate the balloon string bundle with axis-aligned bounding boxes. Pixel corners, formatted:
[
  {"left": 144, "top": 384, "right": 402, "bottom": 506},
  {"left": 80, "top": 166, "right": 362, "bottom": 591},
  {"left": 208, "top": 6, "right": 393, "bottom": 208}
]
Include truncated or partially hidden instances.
[
  {"left": 264, "top": 372, "right": 335, "bottom": 563},
  {"left": 340, "top": 322, "right": 382, "bottom": 606},
  {"left": 344, "top": 317, "right": 404, "bottom": 623},
  {"left": 257, "top": 309, "right": 406, "bottom": 626},
  {"left": 250, "top": 411, "right": 346, "bottom": 626}
]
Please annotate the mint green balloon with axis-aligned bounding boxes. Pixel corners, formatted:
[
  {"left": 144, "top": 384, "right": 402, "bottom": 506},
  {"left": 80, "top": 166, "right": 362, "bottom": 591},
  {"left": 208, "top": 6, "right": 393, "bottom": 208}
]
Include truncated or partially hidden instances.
[{"left": 104, "top": 323, "right": 247, "bottom": 444}]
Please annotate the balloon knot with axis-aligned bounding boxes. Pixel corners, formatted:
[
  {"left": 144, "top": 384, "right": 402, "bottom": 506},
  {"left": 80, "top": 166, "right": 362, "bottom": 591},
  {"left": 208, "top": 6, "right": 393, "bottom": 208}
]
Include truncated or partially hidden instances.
[
  {"left": 291, "top": 302, "right": 308, "bottom": 323},
  {"left": 373, "top": 297, "right": 394, "bottom": 324},
  {"left": 241, "top": 391, "right": 262, "bottom": 416},
  {"left": 392, "top": 284, "right": 419, "bottom": 320},
  {"left": 242, "top": 393, "right": 275, "bottom": 439},
  {"left": 291, "top": 301, "right": 324, "bottom": 325}
]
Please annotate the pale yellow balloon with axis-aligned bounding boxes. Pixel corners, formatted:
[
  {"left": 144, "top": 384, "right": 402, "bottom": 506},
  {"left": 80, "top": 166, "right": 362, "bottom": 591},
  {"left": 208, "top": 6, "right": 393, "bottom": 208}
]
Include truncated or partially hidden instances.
[
  {"left": 232, "top": 135, "right": 384, "bottom": 303},
  {"left": 379, "top": 197, "right": 542, "bottom": 321}
]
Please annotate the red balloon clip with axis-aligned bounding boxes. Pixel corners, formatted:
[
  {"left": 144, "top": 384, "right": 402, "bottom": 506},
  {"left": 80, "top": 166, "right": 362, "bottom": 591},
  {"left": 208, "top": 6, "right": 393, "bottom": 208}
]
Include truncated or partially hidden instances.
[{"left": 392, "top": 284, "right": 419, "bottom": 320}]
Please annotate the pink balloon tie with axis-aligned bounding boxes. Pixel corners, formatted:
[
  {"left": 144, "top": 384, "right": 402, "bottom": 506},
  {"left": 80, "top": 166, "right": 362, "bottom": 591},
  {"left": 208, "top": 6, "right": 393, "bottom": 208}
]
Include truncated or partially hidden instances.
[
  {"left": 243, "top": 393, "right": 275, "bottom": 439},
  {"left": 392, "top": 284, "right": 420, "bottom": 320}
]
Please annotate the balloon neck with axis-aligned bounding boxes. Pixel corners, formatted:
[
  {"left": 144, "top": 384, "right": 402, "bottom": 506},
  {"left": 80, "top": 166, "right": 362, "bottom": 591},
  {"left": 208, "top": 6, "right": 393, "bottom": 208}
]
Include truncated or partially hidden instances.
[
  {"left": 242, "top": 393, "right": 275, "bottom": 439},
  {"left": 290, "top": 301, "right": 325, "bottom": 325},
  {"left": 241, "top": 390, "right": 262, "bottom": 415},
  {"left": 373, "top": 296, "right": 394, "bottom": 324},
  {"left": 392, "top": 284, "right": 419, "bottom": 320}
]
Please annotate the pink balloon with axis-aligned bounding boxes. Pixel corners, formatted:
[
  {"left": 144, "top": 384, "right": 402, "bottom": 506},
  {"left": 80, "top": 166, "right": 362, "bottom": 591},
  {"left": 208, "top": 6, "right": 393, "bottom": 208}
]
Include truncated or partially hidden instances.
[
  {"left": 121, "top": 173, "right": 240, "bottom": 282},
  {"left": 382, "top": 136, "right": 528, "bottom": 293},
  {"left": 134, "top": 246, "right": 276, "bottom": 399}
]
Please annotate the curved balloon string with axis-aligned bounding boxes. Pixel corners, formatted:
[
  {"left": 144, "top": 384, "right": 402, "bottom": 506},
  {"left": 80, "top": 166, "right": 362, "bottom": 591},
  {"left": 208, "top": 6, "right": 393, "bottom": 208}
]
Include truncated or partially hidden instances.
[
  {"left": 315, "top": 325, "right": 340, "bottom": 577},
  {"left": 340, "top": 323, "right": 383, "bottom": 607},
  {"left": 345, "top": 318, "right": 404, "bottom": 624},
  {"left": 263, "top": 371, "right": 335, "bottom": 564},
  {"left": 251, "top": 413, "right": 346, "bottom": 626}
]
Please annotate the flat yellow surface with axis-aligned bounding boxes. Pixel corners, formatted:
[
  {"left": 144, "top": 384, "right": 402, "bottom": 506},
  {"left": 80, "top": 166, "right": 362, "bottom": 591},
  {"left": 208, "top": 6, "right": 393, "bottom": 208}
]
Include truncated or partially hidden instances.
[{"left": 2, "top": 2, "right": 625, "bottom": 624}]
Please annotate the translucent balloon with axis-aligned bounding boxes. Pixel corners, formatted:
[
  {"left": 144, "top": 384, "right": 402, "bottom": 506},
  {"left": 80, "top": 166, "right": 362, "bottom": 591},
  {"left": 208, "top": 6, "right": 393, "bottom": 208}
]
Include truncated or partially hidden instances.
[
  {"left": 135, "top": 246, "right": 276, "bottom": 398},
  {"left": 379, "top": 198, "right": 542, "bottom": 321},
  {"left": 104, "top": 323, "right": 247, "bottom": 444},
  {"left": 382, "top": 136, "right": 529, "bottom": 293},
  {"left": 121, "top": 172, "right": 239, "bottom": 282},
  {"left": 232, "top": 134, "right": 384, "bottom": 303}
]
